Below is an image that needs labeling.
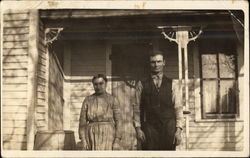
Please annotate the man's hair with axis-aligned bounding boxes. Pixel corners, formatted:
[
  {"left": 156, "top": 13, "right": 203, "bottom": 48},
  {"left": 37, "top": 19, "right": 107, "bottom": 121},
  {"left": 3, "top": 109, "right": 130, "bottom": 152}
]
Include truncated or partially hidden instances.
[
  {"left": 149, "top": 50, "right": 165, "bottom": 60},
  {"left": 92, "top": 74, "right": 108, "bottom": 83}
]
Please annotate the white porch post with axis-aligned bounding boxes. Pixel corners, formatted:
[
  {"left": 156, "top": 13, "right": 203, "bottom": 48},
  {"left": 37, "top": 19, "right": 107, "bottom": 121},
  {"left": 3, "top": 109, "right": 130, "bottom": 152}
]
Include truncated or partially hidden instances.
[
  {"left": 27, "top": 9, "right": 39, "bottom": 150},
  {"left": 159, "top": 26, "right": 202, "bottom": 150}
]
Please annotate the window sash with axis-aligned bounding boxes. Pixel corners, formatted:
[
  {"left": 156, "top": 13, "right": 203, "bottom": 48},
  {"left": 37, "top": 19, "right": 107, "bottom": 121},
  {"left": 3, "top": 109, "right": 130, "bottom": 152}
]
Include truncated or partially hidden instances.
[{"left": 200, "top": 51, "right": 238, "bottom": 119}]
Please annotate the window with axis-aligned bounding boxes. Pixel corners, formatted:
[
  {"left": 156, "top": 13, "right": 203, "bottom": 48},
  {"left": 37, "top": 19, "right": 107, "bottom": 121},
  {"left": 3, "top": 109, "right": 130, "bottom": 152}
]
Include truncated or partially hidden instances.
[{"left": 199, "top": 39, "right": 239, "bottom": 119}]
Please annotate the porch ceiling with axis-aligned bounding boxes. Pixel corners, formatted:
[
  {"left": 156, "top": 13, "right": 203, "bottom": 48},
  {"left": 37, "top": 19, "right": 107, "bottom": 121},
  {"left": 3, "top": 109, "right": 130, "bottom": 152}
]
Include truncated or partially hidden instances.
[
  {"left": 41, "top": 10, "right": 234, "bottom": 32},
  {"left": 40, "top": 10, "right": 239, "bottom": 41}
]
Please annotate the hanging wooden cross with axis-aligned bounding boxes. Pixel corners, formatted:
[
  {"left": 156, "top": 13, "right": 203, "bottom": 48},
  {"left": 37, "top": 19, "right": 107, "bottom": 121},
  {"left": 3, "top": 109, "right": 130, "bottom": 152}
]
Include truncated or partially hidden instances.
[{"left": 158, "top": 26, "right": 203, "bottom": 150}]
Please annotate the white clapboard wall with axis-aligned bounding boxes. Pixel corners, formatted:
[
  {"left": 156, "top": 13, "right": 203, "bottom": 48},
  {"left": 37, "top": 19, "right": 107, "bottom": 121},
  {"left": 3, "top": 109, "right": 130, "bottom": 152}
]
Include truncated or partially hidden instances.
[{"left": 2, "top": 10, "right": 30, "bottom": 150}]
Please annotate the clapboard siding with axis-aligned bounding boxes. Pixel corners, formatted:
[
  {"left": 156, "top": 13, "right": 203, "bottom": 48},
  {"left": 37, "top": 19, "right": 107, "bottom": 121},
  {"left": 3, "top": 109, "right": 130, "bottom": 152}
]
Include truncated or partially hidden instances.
[
  {"left": 3, "top": 48, "right": 28, "bottom": 55},
  {"left": 2, "top": 11, "right": 29, "bottom": 150},
  {"left": 48, "top": 47, "right": 64, "bottom": 130},
  {"left": 185, "top": 78, "right": 244, "bottom": 151},
  {"left": 3, "top": 142, "right": 27, "bottom": 150},
  {"left": 35, "top": 19, "right": 48, "bottom": 131}
]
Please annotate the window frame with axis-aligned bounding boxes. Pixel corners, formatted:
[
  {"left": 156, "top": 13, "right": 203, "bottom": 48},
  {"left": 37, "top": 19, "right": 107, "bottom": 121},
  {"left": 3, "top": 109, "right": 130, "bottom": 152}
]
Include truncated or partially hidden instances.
[
  {"left": 193, "top": 37, "right": 243, "bottom": 122},
  {"left": 199, "top": 50, "right": 239, "bottom": 119}
]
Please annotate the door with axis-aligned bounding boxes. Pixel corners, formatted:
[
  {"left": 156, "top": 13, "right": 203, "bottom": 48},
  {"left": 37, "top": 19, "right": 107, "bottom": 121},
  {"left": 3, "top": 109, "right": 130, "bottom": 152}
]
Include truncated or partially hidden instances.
[{"left": 111, "top": 43, "right": 150, "bottom": 150}]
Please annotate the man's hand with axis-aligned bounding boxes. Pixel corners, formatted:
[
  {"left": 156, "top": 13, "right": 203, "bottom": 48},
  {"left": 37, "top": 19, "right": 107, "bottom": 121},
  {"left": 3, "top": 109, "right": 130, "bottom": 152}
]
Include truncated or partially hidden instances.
[
  {"left": 173, "top": 127, "right": 182, "bottom": 146},
  {"left": 112, "top": 138, "right": 121, "bottom": 150},
  {"left": 136, "top": 127, "right": 146, "bottom": 142}
]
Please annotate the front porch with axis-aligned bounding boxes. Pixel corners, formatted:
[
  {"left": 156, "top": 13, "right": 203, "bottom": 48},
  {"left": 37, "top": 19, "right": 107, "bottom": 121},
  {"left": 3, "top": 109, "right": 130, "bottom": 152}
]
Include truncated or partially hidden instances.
[{"left": 2, "top": 9, "right": 245, "bottom": 151}]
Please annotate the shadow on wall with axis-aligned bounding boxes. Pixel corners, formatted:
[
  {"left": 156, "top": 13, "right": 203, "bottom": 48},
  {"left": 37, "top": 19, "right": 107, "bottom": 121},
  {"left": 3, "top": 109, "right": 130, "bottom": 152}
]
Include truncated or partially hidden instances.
[{"left": 2, "top": 10, "right": 30, "bottom": 150}]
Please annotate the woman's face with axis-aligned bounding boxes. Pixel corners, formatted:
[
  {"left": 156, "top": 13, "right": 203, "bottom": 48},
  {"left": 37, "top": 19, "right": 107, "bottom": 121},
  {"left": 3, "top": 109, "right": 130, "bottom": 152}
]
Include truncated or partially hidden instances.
[{"left": 93, "top": 77, "right": 107, "bottom": 94}]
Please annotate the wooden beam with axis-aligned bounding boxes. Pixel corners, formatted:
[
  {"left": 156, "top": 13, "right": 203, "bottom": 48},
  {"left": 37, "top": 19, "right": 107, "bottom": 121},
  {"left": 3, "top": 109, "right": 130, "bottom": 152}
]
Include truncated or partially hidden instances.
[
  {"left": 40, "top": 10, "right": 229, "bottom": 19},
  {"left": 27, "top": 9, "right": 39, "bottom": 150},
  {"left": 63, "top": 43, "right": 71, "bottom": 130}
]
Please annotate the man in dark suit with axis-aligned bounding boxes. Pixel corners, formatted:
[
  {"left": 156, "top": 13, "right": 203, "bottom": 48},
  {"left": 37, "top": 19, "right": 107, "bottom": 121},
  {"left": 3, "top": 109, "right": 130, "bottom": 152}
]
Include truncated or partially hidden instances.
[{"left": 133, "top": 50, "right": 184, "bottom": 150}]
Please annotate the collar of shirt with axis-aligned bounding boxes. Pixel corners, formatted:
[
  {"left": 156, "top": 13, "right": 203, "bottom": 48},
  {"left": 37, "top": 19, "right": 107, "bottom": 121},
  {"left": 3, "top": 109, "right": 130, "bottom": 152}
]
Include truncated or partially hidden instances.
[{"left": 151, "top": 72, "right": 163, "bottom": 80}]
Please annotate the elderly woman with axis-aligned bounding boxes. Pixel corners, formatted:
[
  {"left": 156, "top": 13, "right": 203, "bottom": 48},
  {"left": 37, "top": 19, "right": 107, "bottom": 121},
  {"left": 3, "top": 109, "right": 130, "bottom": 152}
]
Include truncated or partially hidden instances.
[{"left": 78, "top": 74, "right": 122, "bottom": 150}]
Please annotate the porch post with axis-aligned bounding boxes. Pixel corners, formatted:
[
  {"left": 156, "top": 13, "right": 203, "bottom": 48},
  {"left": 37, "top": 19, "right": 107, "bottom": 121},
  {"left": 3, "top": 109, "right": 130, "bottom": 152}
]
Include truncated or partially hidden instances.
[
  {"left": 63, "top": 43, "right": 71, "bottom": 130},
  {"left": 176, "top": 30, "right": 190, "bottom": 150},
  {"left": 159, "top": 26, "right": 202, "bottom": 150},
  {"left": 27, "top": 9, "right": 39, "bottom": 150}
]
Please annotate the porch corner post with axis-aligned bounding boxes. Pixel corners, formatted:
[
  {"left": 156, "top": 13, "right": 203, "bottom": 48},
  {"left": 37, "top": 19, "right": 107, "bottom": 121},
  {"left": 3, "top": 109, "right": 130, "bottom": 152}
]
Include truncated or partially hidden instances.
[
  {"left": 27, "top": 9, "right": 39, "bottom": 150},
  {"left": 63, "top": 43, "right": 71, "bottom": 130}
]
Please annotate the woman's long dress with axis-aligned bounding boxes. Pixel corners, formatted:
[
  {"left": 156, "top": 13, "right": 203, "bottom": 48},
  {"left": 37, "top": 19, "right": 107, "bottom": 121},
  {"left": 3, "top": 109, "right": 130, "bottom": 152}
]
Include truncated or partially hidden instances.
[{"left": 78, "top": 92, "right": 122, "bottom": 150}]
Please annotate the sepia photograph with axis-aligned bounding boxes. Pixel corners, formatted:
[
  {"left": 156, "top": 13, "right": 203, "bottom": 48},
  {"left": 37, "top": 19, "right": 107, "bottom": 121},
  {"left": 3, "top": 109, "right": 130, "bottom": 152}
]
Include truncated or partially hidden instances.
[{"left": 0, "top": 0, "right": 249, "bottom": 157}]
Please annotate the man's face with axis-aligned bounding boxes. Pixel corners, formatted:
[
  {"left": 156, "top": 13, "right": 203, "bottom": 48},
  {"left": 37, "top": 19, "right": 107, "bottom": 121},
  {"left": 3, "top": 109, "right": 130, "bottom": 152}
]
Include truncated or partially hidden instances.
[
  {"left": 93, "top": 77, "right": 107, "bottom": 94},
  {"left": 150, "top": 54, "right": 165, "bottom": 73}
]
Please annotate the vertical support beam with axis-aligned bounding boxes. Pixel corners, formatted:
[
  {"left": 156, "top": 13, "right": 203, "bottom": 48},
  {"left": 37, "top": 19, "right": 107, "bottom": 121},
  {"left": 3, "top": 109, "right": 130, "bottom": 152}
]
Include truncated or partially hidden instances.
[
  {"left": 27, "top": 9, "right": 39, "bottom": 150},
  {"left": 177, "top": 40, "right": 183, "bottom": 114},
  {"left": 183, "top": 42, "right": 189, "bottom": 150},
  {"left": 45, "top": 42, "right": 49, "bottom": 130},
  {"left": 63, "top": 43, "right": 71, "bottom": 130},
  {"left": 106, "top": 42, "right": 112, "bottom": 94}
]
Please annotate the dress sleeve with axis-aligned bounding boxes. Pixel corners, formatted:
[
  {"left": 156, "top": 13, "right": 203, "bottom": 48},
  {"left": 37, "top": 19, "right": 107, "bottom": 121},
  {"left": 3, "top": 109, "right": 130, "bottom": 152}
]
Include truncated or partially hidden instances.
[
  {"left": 79, "top": 97, "right": 88, "bottom": 143},
  {"left": 133, "top": 80, "right": 143, "bottom": 128},
  {"left": 112, "top": 96, "right": 122, "bottom": 139},
  {"left": 172, "top": 80, "right": 184, "bottom": 129}
]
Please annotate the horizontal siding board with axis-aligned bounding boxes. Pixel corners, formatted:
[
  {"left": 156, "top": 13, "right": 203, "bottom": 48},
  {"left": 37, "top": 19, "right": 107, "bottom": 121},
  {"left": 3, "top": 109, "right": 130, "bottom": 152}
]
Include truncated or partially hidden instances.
[
  {"left": 38, "top": 53, "right": 47, "bottom": 61},
  {"left": 36, "top": 113, "right": 46, "bottom": 120},
  {"left": 3, "top": 76, "right": 28, "bottom": 84},
  {"left": 71, "top": 102, "right": 83, "bottom": 109},
  {"left": 3, "top": 20, "right": 29, "bottom": 27},
  {"left": 3, "top": 48, "right": 28, "bottom": 55},
  {"left": 37, "top": 77, "right": 46, "bottom": 85},
  {"left": 189, "top": 122, "right": 244, "bottom": 127},
  {"left": 70, "top": 83, "right": 93, "bottom": 90},
  {"left": 71, "top": 114, "right": 81, "bottom": 121},
  {"left": 3, "top": 62, "right": 27, "bottom": 69},
  {"left": 36, "top": 106, "right": 46, "bottom": 113},
  {"left": 189, "top": 137, "right": 243, "bottom": 143},
  {"left": 189, "top": 131, "right": 243, "bottom": 137},
  {"left": 2, "top": 98, "right": 27, "bottom": 105},
  {"left": 38, "top": 64, "right": 46, "bottom": 73},
  {"left": 3, "top": 134, "right": 27, "bottom": 142},
  {"left": 37, "top": 71, "right": 46, "bottom": 78},
  {"left": 71, "top": 97, "right": 86, "bottom": 103},
  {"left": 3, "top": 141, "right": 27, "bottom": 150},
  {"left": 37, "top": 85, "right": 46, "bottom": 92},
  {"left": 4, "top": 13, "right": 29, "bottom": 21},
  {"left": 189, "top": 127, "right": 243, "bottom": 133},
  {"left": 36, "top": 120, "right": 47, "bottom": 127},
  {"left": 3, "top": 105, "right": 27, "bottom": 113},
  {"left": 3, "top": 127, "right": 26, "bottom": 135},
  {"left": 189, "top": 142, "right": 243, "bottom": 149},
  {"left": 38, "top": 45, "right": 47, "bottom": 53},
  {"left": 37, "top": 91, "right": 46, "bottom": 99},
  {"left": 3, "top": 41, "right": 28, "bottom": 48},
  {"left": 37, "top": 98, "right": 46, "bottom": 105},
  {"left": 38, "top": 57, "right": 46, "bottom": 66},
  {"left": 3, "top": 91, "right": 27, "bottom": 99},
  {"left": 3, "top": 120, "right": 27, "bottom": 128},
  {"left": 3, "top": 113, "right": 27, "bottom": 121},
  {"left": 70, "top": 91, "right": 93, "bottom": 98},
  {"left": 3, "top": 69, "right": 27, "bottom": 77},
  {"left": 3, "top": 27, "right": 29, "bottom": 35},
  {"left": 2, "top": 84, "right": 27, "bottom": 91},
  {"left": 190, "top": 147, "right": 243, "bottom": 151},
  {"left": 3, "top": 34, "right": 28, "bottom": 41},
  {"left": 2, "top": 55, "right": 27, "bottom": 62}
]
